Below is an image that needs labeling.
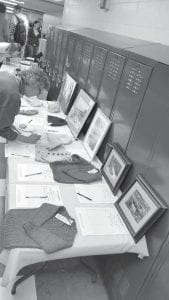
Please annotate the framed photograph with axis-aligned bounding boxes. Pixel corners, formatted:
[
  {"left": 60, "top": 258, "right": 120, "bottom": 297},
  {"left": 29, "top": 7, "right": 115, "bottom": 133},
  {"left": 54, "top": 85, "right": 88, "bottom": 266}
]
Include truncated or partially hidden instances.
[
  {"left": 66, "top": 89, "right": 95, "bottom": 138},
  {"left": 83, "top": 108, "right": 111, "bottom": 160},
  {"left": 115, "top": 175, "right": 168, "bottom": 242},
  {"left": 58, "top": 72, "right": 78, "bottom": 114},
  {"left": 102, "top": 143, "right": 132, "bottom": 195}
]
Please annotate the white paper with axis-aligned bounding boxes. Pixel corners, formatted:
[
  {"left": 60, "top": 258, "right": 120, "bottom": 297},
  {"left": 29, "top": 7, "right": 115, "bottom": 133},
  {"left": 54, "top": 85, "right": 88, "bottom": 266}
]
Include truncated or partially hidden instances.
[
  {"left": 76, "top": 207, "right": 129, "bottom": 236},
  {"left": 5, "top": 142, "right": 35, "bottom": 158},
  {"left": 17, "top": 163, "right": 54, "bottom": 182},
  {"left": 75, "top": 182, "right": 118, "bottom": 204},
  {"left": 16, "top": 184, "right": 62, "bottom": 208}
]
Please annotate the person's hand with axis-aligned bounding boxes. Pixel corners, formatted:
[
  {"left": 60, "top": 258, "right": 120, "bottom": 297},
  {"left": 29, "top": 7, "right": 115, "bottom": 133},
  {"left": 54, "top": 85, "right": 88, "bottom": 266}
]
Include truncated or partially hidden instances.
[
  {"left": 16, "top": 133, "right": 41, "bottom": 144},
  {"left": 26, "top": 134, "right": 41, "bottom": 143}
]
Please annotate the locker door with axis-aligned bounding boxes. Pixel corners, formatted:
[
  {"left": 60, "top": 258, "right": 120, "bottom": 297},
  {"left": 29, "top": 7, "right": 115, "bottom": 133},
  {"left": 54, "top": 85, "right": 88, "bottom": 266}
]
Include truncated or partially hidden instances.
[
  {"left": 69, "top": 39, "right": 83, "bottom": 79},
  {"left": 85, "top": 45, "right": 107, "bottom": 99},
  {"left": 97, "top": 51, "right": 125, "bottom": 117},
  {"left": 64, "top": 35, "right": 76, "bottom": 74},
  {"left": 110, "top": 59, "right": 152, "bottom": 150},
  {"left": 57, "top": 32, "right": 68, "bottom": 93},
  {"left": 123, "top": 63, "right": 169, "bottom": 190},
  {"left": 77, "top": 41, "right": 94, "bottom": 89},
  {"left": 54, "top": 30, "right": 63, "bottom": 74}
]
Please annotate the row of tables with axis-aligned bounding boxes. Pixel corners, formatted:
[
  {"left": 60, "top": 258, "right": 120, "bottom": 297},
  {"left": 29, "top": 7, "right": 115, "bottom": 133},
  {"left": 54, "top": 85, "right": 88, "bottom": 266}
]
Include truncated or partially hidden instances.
[{"left": 0, "top": 64, "right": 149, "bottom": 294}]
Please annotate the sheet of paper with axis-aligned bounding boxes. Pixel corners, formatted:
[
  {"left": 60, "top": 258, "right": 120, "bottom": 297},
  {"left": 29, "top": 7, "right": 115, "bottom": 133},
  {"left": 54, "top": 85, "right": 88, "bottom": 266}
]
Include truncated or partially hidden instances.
[
  {"left": 76, "top": 207, "right": 129, "bottom": 236},
  {"left": 17, "top": 163, "right": 54, "bottom": 182},
  {"left": 5, "top": 142, "right": 35, "bottom": 158},
  {"left": 75, "top": 182, "right": 118, "bottom": 204},
  {"left": 15, "top": 184, "right": 62, "bottom": 208}
]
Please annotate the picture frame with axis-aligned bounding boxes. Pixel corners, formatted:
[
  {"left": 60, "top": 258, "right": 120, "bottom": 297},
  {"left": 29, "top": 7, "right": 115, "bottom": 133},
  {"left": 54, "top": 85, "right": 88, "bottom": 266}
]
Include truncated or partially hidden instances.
[
  {"left": 83, "top": 108, "right": 111, "bottom": 160},
  {"left": 115, "top": 175, "right": 168, "bottom": 242},
  {"left": 66, "top": 89, "right": 95, "bottom": 138},
  {"left": 101, "top": 143, "right": 132, "bottom": 195},
  {"left": 58, "top": 72, "right": 78, "bottom": 114}
]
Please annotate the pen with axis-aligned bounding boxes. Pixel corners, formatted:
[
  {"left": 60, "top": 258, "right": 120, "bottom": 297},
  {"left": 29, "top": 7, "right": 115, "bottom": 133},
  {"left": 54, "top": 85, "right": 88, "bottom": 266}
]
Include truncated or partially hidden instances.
[
  {"left": 25, "top": 172, "right": 42, "bottom": 177},
  {"left": 11, "top": 154, "right": 29, "bottom": 158},
  {"left": 47, "top": 130, "right": 59, "bottom": 132},
  {"left": 25, "top": 196, "right": 48, "bottom": 198},
  {"left": 28, "top": 119, "right": 33, "bottom": 124},
  {"left": 77, "top": 192, "right": 93, "bottom": 201}
]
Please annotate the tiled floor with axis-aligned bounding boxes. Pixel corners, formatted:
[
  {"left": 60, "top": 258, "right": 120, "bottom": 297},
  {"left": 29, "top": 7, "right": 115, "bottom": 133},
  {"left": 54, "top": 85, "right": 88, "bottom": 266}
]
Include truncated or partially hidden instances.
[{"left": 35, "top": 257, "right": 109, "bottom": 300}]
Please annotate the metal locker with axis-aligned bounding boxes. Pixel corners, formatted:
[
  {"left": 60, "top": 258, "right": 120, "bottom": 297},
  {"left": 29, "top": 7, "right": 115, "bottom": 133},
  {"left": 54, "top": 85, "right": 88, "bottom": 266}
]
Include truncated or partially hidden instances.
[
  {"left": 85, "top": 45, "right": 107, "bottom": 98},
  {"left": 69, "top": 39, "right": 83, "bottom": 79},
  {"left": 63, "top": 35, "right": 76, "bottom": 74},
  {"left": 54, "top": 30, "right": 63, "bottom": 72},
  {"left": 97, "top": 51, "right": 126, "bottom": 117},
  {"left": 77, "top": 41, "right": 94, "bottom": 89},
  {"left": 123, "top": 63, "right": 169, "bottom": 191},
  {"left": 110, "top": 59, "right": 152, "bottom": 151}
]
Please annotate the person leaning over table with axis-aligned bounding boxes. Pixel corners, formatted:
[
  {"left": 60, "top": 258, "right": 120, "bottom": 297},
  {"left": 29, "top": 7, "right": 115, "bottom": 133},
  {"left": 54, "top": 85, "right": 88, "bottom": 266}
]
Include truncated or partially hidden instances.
[
  {"left": 0, "top": 42, "right": 21, "bottom": 68},
  {"left": 0, "top": 67, "right": 50, "bottom": 143}
]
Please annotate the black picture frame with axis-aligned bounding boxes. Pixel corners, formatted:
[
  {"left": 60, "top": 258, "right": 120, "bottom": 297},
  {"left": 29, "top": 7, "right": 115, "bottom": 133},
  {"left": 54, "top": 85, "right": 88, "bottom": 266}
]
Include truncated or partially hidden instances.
[
  {"left": 83, "top": 108, "right": 111, "bottom": 160},
  {"left": 115, "top": 174, "right": 168, "bottom": 242},
  {"left": 101, "top": 143, "right": 132, "bottom": 195},
  {"left": 66, "top": 89, "right": 95, "bottom": 138},
  {"left": 58, "top": 72, "right": 78, "bottom": 115}
]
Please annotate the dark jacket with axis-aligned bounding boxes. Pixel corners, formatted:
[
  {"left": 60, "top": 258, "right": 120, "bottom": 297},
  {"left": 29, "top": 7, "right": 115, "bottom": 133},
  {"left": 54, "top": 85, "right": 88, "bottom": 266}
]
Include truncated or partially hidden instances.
[
  {"left": 0, "top": 72, "right": 21, "bottom": 140},
  {"left": 27, "top": 27, "right": 41, "bottom": 47}
]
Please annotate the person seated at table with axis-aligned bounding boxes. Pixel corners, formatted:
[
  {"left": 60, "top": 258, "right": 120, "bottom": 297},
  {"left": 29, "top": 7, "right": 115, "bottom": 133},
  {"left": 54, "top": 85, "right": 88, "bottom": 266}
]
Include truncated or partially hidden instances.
[
  {"left": 0, "top": 42, "right": 21, "bottom": 67},
  {"left": 0, "top": 67, "right": 50, "bottom": 143}
]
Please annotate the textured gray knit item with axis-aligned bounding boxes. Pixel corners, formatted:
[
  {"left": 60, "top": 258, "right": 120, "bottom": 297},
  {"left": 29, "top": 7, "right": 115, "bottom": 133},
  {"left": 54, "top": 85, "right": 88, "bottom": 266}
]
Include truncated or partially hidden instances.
[
  {"left": 50, "top": 154, "right": 102, "bottom": 184},
  {"left": 3, "top": 204, "right": 77, "bottom": 254}
]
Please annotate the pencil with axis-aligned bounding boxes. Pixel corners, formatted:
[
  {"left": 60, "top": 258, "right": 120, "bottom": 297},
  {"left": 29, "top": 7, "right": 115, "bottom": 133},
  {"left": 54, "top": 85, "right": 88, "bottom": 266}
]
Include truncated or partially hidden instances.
[
  {"left": 77, "top": 192, "right": 92, "bottom": 201},
  {"left": 11, "top": 154, "right": 29, "bottom": 158},
  {"left": 25, "top": 196, "right": 48, "bottom": 198},
  {"left": 25, "top": 172, "right": 42, "bottom": 177}
]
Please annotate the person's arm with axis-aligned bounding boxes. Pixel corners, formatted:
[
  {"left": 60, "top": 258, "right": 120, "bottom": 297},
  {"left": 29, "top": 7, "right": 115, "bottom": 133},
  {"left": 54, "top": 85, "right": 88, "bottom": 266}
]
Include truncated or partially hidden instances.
[{"left": 16, "top": 133, "right": 41, "bottom": 144}]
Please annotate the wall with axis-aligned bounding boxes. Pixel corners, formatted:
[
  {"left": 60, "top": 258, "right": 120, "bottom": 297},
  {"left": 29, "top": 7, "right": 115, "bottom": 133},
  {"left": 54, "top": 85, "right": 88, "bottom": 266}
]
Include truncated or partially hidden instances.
[
  {"left": 24, "top": 0, "right": 64, "bottom": 16},
  {"left": 63, "top": 0, "right": 169, "bottom": 45},
  {"left": 42, "top": 14, "right": 62, "bottom": 33}
]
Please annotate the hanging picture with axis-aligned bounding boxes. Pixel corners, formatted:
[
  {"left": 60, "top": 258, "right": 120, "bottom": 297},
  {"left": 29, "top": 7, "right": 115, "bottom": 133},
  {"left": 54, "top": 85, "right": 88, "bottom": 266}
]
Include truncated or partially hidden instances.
[
  {"left": 66, "top": 89, "right": 95, "bottom": 138},
  {"left": 83, "top": 108, "right": 111, "bottom": 160},
  {"left": 101, "top": 143, "right": 132, "bottom": 195},
  {"left": 115, "top": 175, "right": 168, "bottom": 242},
  {"left": 58, "top": 73, "right": 78, "bottom": 114}
]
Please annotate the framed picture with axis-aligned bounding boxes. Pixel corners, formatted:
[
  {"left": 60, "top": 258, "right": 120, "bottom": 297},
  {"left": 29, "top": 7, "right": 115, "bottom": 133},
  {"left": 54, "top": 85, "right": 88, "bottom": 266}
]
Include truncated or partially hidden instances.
[
  {"left": 115, "top": 175, "right": 168, "bottom": 242},
  {"left": 83, "top": 108, "right": 111, "bottom": 160},
  {"left": 66, "top": 89, "right": 95, "bottom": 138},
  {"left": 102, "top": 143, "right": 132, "bottom": 195},
  {"left": 58, "top": 72, "right": 78, "bottom": 114}
]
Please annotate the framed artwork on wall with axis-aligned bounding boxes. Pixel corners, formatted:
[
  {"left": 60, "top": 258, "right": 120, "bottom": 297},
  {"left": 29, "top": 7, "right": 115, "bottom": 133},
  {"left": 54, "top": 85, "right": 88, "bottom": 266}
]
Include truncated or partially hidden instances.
[
  {"left": 83, "top": 108, "right": 111, "bottom": 160},
  {"left": 58, "top": 72, "right": 78, "bottom": 114},
  {"left": 115, "top": 175, "right": 168, "bottom": 242},
  {"left": 102, "top": 143, "right": 132, "bottom": 195},
  {"left": 66, "top": 89, "right": 95, "bottom": 138}
]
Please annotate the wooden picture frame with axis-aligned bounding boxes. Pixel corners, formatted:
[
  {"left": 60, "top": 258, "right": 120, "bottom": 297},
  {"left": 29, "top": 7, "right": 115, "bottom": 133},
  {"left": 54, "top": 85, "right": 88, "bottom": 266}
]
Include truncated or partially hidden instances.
[
  {"left": 58, "top": 73, "right": 78, "bottom": 114},
  {"left": 83, "top": 109, "right": 111, "bottom": 160},
  {"left": 102, "top": 143, "right": 132, "bottom": 195},
  {"left": 115, "top": 175, "right": 168, "bottom": 242},
  {"left": 66, "top": 89, "right": 95, "bottom": 138}
]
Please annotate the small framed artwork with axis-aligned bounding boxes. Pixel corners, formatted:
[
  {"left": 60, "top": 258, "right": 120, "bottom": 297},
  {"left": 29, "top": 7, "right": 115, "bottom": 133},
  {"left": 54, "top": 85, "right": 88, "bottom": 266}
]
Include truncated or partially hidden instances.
[
  {"left": 102, "top": 143, "right": 132, "bottom": 195},
  {"left": 58, "top": 72, "right": 78, "bottom": 114},
  {"left": 66, "top": 89, "right": 95, "bottom": 138},
  {"left": 115, "top": 175, "right": 168, "bottom": 242},
  {"left": 83, "top": 108, "right": 111, "bottom": 160}
]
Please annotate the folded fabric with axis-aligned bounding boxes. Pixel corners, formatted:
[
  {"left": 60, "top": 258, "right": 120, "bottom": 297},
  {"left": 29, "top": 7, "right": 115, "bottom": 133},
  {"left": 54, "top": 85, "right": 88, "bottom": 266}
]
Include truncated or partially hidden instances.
[
  {"left": 3, "top": 203, "right": 77, "bottom": 254},
  {"left": 48, "top": 115, "right": 67, "bottom": 126},
  {"left": 50, "top": 154, "right": 102, "bottom": 184}
]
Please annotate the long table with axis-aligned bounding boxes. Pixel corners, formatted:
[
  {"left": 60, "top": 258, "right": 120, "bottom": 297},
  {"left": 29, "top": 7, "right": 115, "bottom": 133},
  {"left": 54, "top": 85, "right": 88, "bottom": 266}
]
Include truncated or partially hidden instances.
[{"left": 0, "top": 98, "right": 149, "bottom": 291}]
